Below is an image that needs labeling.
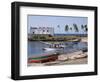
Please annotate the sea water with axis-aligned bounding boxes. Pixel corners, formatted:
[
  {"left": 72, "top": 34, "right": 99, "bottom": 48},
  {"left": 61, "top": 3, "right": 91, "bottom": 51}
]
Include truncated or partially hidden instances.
[{"left": 28, "top": 41, "right": 87, "bottom": 57}]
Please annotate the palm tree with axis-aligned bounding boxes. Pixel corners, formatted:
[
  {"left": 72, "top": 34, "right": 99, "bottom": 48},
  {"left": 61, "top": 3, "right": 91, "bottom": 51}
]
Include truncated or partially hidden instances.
[
  {"left": 57, "top": 25, "right": 60, "bottom": 28},
  {"left": 81, "top": 24, "right": 88, "bottom": 32},
  {"left": 73, "top": 23, "right": 79, "bottom": 32},
  {"left": 57, "top": 25, "right": 60, "bottom": 33},
  {"left": 84, "top": 25, "right": 88, "bottom": 32},
  {"left": 65, "top": 24, "right": 69, "bottom": 32},
  {"left": 81, "top": 25, "right": 84, "bottom": 29},
  {"left": 70, "top": 27, "right": 72, "bottom": 30}
]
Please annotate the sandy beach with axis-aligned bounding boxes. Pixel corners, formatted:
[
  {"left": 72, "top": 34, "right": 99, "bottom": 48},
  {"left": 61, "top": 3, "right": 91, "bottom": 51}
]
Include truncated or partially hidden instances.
[
  {"left": 28, "top": 58, "right": 87, "bottom": 66},
  {"left": 28, "top": 50, "right": 88, "bottom": 66},
  {"left": 28, "top": 37, "right": 88, "bottom": 66}
]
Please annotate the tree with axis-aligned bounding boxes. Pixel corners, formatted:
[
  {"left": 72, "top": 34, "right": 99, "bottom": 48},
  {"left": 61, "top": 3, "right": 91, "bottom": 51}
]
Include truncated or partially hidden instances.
[
  {"left": 84, "top": 25, "right": 88, "bottom": 32},
  {"left": 65, "top": 24, "right": 69, "bottom": 32},
  {"left": 81, "top": 24, "right": 88, "bottom": 32},
  {"left": 70, "top": 27, "right": 72, "bottom": 30},
  {"left": 81, "top": 25, "right": 84, "bottom": 29},
  {"left": 73, "top": 23, "right": 79, "bottom": 32},
  {"left": 57, "top": 25, "right": 60, "bottom": 28},
  {"left": 33, "top": 35, "right": 38, "bottom": 40}
]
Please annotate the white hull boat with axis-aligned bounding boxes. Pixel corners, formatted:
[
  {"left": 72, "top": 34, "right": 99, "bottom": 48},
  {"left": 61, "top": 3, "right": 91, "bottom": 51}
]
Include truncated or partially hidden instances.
[{"left": 43, "top": 48, "right": 56, "bottom": 51}]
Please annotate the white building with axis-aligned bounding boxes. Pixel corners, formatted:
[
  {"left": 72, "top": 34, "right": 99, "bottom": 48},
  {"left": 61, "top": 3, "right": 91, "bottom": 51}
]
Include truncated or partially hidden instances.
[{"left": 30, "top": 27, "right": 54, "bottom": 35}]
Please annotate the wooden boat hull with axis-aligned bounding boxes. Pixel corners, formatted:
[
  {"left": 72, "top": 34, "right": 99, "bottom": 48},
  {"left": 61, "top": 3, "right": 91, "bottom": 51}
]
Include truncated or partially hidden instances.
[{"left": 28, "top": 55, "right": 58, "bottom": 63}]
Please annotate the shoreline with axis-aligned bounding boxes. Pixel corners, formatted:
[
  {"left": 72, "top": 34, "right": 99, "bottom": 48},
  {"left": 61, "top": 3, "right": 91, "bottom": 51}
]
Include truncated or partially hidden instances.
[
  {"left": 28, "top": 50, "right": 88, "bottom": 66},
  {"left": 28, "top": 58, "right": 87, "bottom": 66},
  {"left": 28, "top": 37, "right": 88, "bottom": 66}
]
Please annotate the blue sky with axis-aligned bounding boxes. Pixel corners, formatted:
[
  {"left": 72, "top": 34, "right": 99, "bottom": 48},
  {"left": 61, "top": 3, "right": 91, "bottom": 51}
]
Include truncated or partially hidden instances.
[{"left": 28, "top": 15, "right": 87, "bottom": 34}]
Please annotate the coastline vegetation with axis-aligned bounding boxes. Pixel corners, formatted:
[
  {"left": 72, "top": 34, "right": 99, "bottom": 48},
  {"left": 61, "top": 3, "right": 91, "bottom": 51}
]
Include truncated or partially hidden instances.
[{"left": 28, "top": 34, "right": 87, "bottom": 41}]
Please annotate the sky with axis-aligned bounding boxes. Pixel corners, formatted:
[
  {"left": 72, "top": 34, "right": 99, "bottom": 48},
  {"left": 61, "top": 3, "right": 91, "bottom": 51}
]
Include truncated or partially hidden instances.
[{"left": 28, "top": 15, "right": 87, "bottom": 34}]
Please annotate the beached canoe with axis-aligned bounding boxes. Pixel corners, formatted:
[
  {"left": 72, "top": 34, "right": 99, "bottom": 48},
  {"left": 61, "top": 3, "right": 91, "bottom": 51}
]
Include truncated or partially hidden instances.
[{"left": 28, "top": 55, "right": 58, "bottom": 63}]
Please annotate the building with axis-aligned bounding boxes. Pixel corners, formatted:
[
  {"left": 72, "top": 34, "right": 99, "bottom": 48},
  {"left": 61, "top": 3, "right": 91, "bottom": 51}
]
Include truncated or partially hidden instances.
[{"left": 30, "top": 27, "right": 54, "bottom": 35}]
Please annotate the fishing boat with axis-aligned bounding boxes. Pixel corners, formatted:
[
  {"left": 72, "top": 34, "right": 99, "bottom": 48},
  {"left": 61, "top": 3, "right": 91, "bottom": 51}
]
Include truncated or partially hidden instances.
[
  {"left": 51, "top": 43, "right": 66, "bottom": 48},
  {"left": 43, "top": 42, "right": 66, "bottom": 51},
  {"left": 28, "top": 54, "right": 58, "bottom": 63},
  {"left": 72, "top": 39, "right": 81, "bottom": 43},
  {"left": 42, "top": 48, "right": 56, "bottom": 51}
]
